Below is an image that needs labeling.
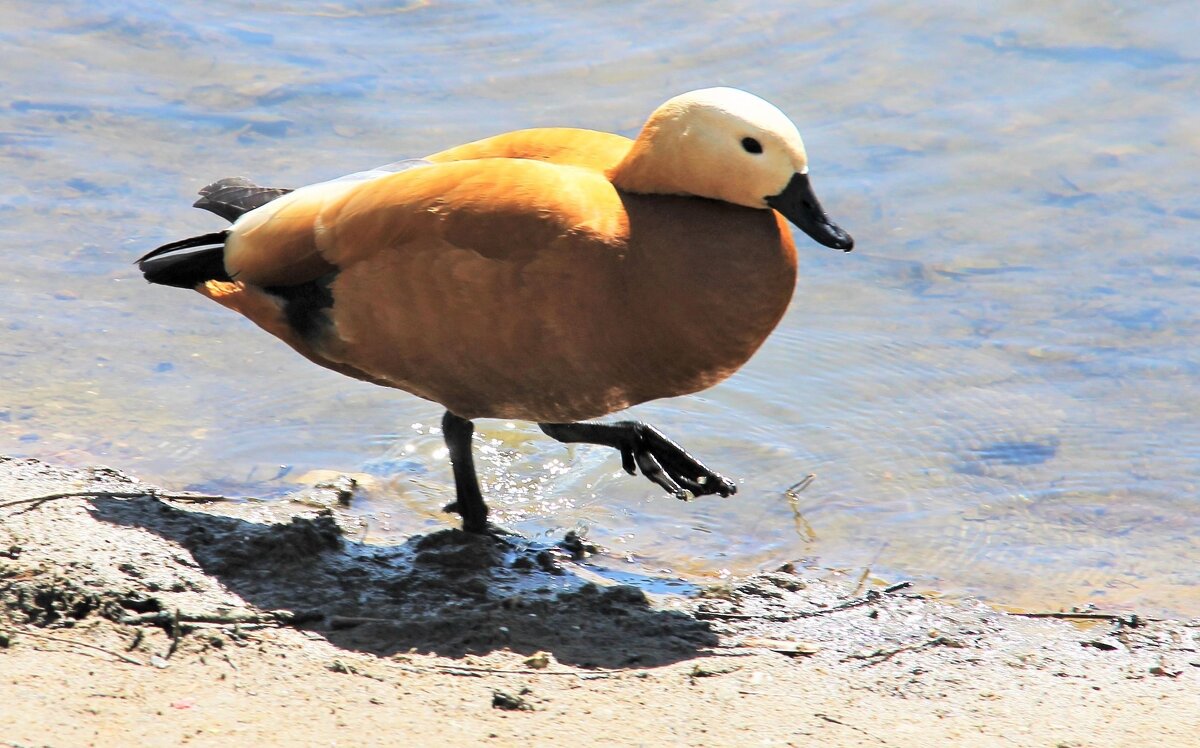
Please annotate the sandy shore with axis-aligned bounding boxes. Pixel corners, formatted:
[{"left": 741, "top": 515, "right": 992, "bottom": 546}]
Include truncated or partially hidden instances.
[{"left": 1, "top": 455, "right": 1197, "bottom": 747}]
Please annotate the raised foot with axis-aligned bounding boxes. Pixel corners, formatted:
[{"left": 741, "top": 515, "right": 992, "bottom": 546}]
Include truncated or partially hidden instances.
[
  {"left": 613, "top": 422, "right": 737, "bottom": 501},
  {"left": 538, "top": 420, "right": 737, "bottom": 502}
]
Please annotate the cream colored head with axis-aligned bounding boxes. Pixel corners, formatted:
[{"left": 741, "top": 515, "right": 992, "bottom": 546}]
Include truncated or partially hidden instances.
[
  {"left": 612, "top": 87, "right": 809, "bottom": 209},
  {"left": 612, "top": 87, "right": 853, "bottom": 251}
]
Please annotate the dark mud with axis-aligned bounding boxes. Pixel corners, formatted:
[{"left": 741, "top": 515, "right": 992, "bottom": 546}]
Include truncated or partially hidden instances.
[
  {"left": 0, "top": 457, "right": 714, "bottom": 668},
  {"left": 2, "top": 455, "right": 1198, "bottom": 684}
]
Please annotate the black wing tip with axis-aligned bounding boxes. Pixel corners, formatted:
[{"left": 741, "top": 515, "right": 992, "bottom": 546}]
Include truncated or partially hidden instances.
[
  {"left": 137, "top": 231, "right": 231, "bottom": 288},
  {"left": 140, "top": 251, "right": 232, "bottom": 288},
  {"left": 193, "top": 178, "right": 292, "bottom": 222},
  {"left": 135, "top": 230, "right": 229, "bottom": 266},
  {"left": 197, "top": 176, "right": 258, "bottom": 197}
]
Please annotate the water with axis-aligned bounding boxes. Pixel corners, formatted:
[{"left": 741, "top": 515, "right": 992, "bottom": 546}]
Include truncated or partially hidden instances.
[{"left": 2, "top": 0, "right": 1197, "bottom": 615}]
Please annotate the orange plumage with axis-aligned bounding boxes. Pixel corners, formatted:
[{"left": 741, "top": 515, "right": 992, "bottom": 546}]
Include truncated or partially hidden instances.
[{"left": 142, "top": 87, "right": 852, "bottom": 532}]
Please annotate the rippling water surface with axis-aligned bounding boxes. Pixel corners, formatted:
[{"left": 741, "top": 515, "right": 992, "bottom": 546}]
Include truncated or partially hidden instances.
[{"left": 2, "top": 0, "right": 1197, "bottom": 614}]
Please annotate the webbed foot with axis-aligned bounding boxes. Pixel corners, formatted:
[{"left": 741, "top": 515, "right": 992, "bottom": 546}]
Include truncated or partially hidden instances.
[{"left": 539, "top": 420, "right": 737, "bottom": 500}]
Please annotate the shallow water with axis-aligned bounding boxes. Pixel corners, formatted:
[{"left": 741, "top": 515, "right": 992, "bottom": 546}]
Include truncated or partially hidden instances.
[{"left": 2, "top": 0, "right": 1197, "bottom": 615}]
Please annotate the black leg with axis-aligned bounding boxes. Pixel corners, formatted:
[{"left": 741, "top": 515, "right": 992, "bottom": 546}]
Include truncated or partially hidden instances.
[
  {"left": 442, "top": 410, "right": 489, "bottom": 533},
  {"left": 538, "top": 421, "right": 737, "bottom": 500}
]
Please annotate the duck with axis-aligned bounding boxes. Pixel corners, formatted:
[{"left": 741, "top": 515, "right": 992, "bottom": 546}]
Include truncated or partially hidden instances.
[{"left": 138, "top": 87, "right": 853, "bottom": 534}]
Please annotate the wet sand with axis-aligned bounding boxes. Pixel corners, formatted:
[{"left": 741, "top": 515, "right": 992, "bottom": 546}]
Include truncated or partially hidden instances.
[{"left": 1, "top": 455, "right": 1197, "bottom": 747}]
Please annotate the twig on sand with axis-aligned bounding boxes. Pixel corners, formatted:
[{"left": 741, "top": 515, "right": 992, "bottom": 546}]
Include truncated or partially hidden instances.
[
  {"left": 165, "top": 609, "right": 183, "bottom": 659},
  {"left": 18, "top": 630, "right": 146, "bottom": 667},
  {"left": 120, "top": 610, "right": 302, "bottom": 628},
  {"left": 432, "top": 664, "right": 613, "bottom": 678},
  {"left": 0, "top": 489, "right": 233, "bottom": 513},
  {"left": 695, "top": 586, "right": 914, "bottom": 623},
  {"left": 694, "top": 611, "right": 758, "bottom": 620},
  {"left": 814, "top": 713, "right": 891, "bottom": 745},
  {"left": 1009, "top": 611, "right": 1148, "bottom": 625},
  {"left": 788, "top": 592, "right": 888, "bottom": 619},
  {"left": 844, "top": 635, "right": 961, "bottom": 667}
]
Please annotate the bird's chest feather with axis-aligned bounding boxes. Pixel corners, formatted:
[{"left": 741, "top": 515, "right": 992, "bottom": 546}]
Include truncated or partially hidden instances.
[{"left": 614, "top": 196, "right": 799, "bottom": 385}]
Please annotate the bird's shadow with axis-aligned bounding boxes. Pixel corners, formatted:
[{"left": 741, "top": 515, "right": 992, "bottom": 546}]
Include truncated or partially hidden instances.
[{"left": 89, "top": 496, "right": 717, "bottom": 668}]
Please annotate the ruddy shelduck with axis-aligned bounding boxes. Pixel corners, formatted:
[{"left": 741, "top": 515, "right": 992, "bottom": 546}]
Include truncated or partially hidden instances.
[{"left": 139, "top": 87, "right": 853, "bottom": 533}]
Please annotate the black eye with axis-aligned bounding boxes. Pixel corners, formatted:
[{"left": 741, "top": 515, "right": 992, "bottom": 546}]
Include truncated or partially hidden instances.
[{"left": 741, "top": 137, "right": 763, "bottom": 154}]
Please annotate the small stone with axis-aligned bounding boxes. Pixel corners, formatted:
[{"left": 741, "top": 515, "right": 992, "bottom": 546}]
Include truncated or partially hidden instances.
[
  {"left": 1149, "top": 662, "right": 1182, "bottom": 678},
  {"left": 492, "top": 689, "right": 532, "bottom": 711},
  {"left": 523, "top": 651, "right": 553, "bottom": 669},
  {"left": 558, "top": 530, "right": 598, "bottom": 559},
  {"left": 1082, "top": 637, "right": 1121, "bottom": 652},
  {"left": 314, "top": 476, "right": 357, "bottom": 506},
  {"left": 534, "top": 550, "right": 564, "bottom": 575}
]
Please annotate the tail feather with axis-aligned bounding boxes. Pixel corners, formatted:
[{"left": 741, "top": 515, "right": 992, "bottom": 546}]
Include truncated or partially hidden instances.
[
  {"left": 137, "top": 231, "right": 231, "bottom": 289},
  {"left": 193, "top": 177, "right": 292, "bottom": 222},
  {"left": 139, "top": 175, "right": 290, "bottom": 288}
]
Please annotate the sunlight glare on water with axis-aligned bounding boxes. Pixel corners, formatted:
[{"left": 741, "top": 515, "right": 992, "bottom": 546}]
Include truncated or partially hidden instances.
[{"left": 1, "top": 0, "right": 1197, "bottom": 614}]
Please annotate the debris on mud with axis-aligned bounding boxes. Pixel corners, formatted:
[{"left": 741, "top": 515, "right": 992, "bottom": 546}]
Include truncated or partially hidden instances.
[
  {"left": 1, "top": 455, "right": 1198, "bottom": 747},
  {"left": 0, "top": 457, "right": 716, "bottom": 667},
  {"left": 491, "top": 687, "right": 534, "bottom": 711}
]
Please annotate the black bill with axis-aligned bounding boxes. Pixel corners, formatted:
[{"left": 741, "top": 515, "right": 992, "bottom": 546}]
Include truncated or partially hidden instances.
[{"left": 765, "top": 172, "right": 854, "bottom": 252}]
